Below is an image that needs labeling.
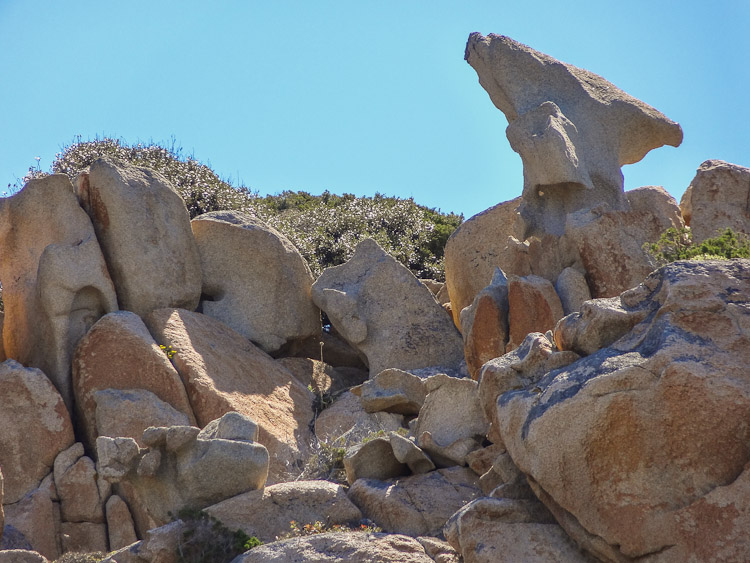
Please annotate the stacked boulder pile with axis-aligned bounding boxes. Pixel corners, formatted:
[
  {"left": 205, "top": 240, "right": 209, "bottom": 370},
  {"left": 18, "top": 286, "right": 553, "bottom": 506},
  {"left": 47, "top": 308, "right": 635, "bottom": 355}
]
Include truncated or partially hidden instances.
[{"left": 1, "top": 32, "right": 750, "bottom": 563}]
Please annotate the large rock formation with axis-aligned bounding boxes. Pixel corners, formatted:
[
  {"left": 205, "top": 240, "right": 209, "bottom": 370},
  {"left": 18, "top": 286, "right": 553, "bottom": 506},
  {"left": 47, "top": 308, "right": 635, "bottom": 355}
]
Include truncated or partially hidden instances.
[
  {"left": 496, "top": 259, "right": 750, "bottom": 561},
  {"left": 312, "top": 238, "right": 464, "bottom": 376},
  {"left": 144, "top": 308, "right": 315, "bottom": 482},
  {"left": 680, "top": 159, "right": 750, "bottom": 243},
  {"left": 77, "top": 158, "right": 202, "bottom": 317},
  {"left": 0, "top": 361, "right": 75, "bottom": 504},
  {"left": 0, "top": 175, "right": 117, "bottom": 408},
  {"left": 73, "top": 311, "right": 195, "bottom": 450},
  {"left": 464, "top": 33, "right": 682, "bottom": 236},
  {"left": 191, "top": 211, "right": 320, "bottom": 354},
  {"left": 97, "top": 413, "right": 269, "bottom": 536}
]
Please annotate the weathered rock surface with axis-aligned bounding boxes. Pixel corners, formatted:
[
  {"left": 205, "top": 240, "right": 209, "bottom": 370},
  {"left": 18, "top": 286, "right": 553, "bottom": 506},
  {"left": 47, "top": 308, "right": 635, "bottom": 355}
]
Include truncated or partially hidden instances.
[
  {"left": 60, "top": 521, "right": 108, "bottom": 554},
  {"left": 414, "top": 375, "right": 487, "bottom": 467},
  {"left": 312, "top": 238, "right": 463, "bottom": 376},
  {"left": 101, "top": 518, "right": 183, "bottom": 563},
  {"left": 507, "top": 274, "right": 564, "bottom": 351},
  {"left": 0, "top": 361, "right": 75, "bottom": 504},
  {"left": 348, "top": 466, "right": 482, "bottom": 537},
  {"left": 680, "top": 159, "right": 750, "bottom": 243},
  {"left": 0, "top": 174, "right": 117, "bottom": 408},
  {"left": 460, "top": 267, "right": 509, "bottom": 379},
  {"left": 344, "top": 437, "right": 409, "bottom": 485},
  {"left": 233, "top": 532, "right": 438, "bottom": 563},
  {"left": 0, "top": 551, "right": 50, "bottom": 563},
  {"left": 192, "top": 211, "right": 321, "bottom": 353},
  {"left": 465, "top": 33, "right": 682, "bottom": 236},
  {"left": 53, "top": 443, "right": 104, "bottom": 524},
  {"left": 478, "top": 334, "right": 579, "bottom": 445},
  {"left": 73, "top": 310, "right": 195, "bottom": 450},
  {"left": 444, "top": 197, "right": 523, "bottom": 327},
  {"left": 2, "top": 486, "right": 58, "bottom": 560},
  {"left": 0, "top": 469, "right": 3, "bottom": 544},
  {"left": 277, "top": 357, "right": 368, "bottom": 397},
  {"left": 389, "top": 432, "right": 435, "bottom": 474},
  {"left": 444, "top": 497, "right": 590, "bottom": 563},
  {"left": 144, "top": 308, "right": 314, "bottom": 483},
  {"left": 105, "top": 495, "right": 137, "bottom": 551},
  {"left": 497, "top": 260, "right": 750, "bottom": 561},
  {"left": 563, "top": 187, "right": 683, "bottom": 298},
  {"left": 314, "top": 391, "right": 405, "bottom": 446},
  {"left": 97, "top": 413, "right": 269, "bottom": 536},
  {"left": 555, "top": 267, "right": 591, "bottom": 316},
  {"left": 350, "top": 368, "right": 427, "bottom": 415},
  {"left": 78, "top": 157, "right": 202, "bottom": 317},
  {"left": 205, "top": 480, "right": 363, "bottom": 543}
]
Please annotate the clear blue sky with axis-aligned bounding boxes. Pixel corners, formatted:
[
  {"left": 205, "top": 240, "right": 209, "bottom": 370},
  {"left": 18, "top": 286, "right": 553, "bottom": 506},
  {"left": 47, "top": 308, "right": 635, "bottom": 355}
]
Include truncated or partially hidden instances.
[{"left": 1, "top": 1, "right": 747, "bottom": 219}]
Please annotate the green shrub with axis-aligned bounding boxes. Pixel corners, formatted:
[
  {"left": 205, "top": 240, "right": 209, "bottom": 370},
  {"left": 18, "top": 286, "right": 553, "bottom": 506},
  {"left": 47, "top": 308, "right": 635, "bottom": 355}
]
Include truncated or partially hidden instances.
[
  {"left": 173, "top": 508, "right": 261, "bottom": 563},
  {"left": 54, "top": 554, "right": 107, "bottom": 563},
  {"left": 645, "top": 227, "right": 750, "bottom": 265},
  {"left": 31, "top": 137, "right": 462, "bottom": 280}
]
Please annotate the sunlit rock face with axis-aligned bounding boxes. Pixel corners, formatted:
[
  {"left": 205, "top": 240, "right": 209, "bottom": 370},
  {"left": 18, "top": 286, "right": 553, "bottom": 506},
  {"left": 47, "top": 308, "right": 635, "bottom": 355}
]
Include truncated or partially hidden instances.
[{"left": 465, "top": 33, "right": 683, "bottom": 237}]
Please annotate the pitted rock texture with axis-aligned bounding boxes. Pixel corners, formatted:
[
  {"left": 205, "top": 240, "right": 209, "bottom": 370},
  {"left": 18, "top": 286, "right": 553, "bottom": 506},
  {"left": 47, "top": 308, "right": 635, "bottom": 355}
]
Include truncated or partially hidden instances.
[
  {"left": 144, "top": 308, "right": 314, "bottom": 483},
  {"left": 78, "top": 157, "right": 201, "bottom": 317},
  {"left": 0, "top": 174, "right": 117, "bottom": 408},
  {"left": 496, "top": 259, "right": 750, "bottom": 561},
  {"left": 312, "top": 238, "right": 463, "bottom": 377},
  {"left": 465, "top": 33, "right": 682, "bottom": 236},
  {"left": 191, "top": 211, "right": 320, "bottom": 353},
  {"left": 680, "top": 159, "right": 750, "bottom": 243},
  {"left": 0, "top": 361, "right": 75, "bottom": 504}
]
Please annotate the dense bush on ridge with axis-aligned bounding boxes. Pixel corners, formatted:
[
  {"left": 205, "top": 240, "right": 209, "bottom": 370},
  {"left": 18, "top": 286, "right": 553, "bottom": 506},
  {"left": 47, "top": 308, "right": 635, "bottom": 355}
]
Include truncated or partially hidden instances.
[
  {"left": 16, "top": 137, "right": 463, "bottom": 280},
  {"left": 644, "top": 226, "right": 750, "bottom": 265}
]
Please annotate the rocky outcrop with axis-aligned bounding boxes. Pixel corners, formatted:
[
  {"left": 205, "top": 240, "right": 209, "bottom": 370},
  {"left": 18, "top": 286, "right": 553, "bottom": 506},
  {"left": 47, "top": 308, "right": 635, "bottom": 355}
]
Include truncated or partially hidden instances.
[
  {"left": 460, "top": 268, "right": 509, "bottom": 379},
  {"left": 444, "top": 197, "right": 523, "bottom": 327},
  {"left": 496, "top": 260, "right": 750, "bottom": 561},
  {"left": 312, "top": 238, "right": 464, "bottom": 377},
  {"left": 78, "top": 158, "right": 202, "bottom": 317},
  {"left": 348, "top": 467, "right": 482, "bottom": 537},
  {"left": 465, "top": 33, "right": 682, "bottom": 236},
  {"left": 0, "top": 174, "right": 117, "bottom": 408},
  {"left": 105, "top": 495, "right": 137, "bottom": 551},
  {"left": 192, "top": 211, "right": 321, "bottom": 353},
  {"left": 233, "top": 532, "right": 439, "bottom": 563},
  {"left": 680, "top": 159, "right": 750, "bottom": 242},
  {"left": 97, "top": 413, "right": 269, "bottom": 536},
  {"left": 0, "top": 361, "right": 75, "bottom": 505},
  {"left": 507, "top": 274, "right": 564, "bottom": 351},
  {"left": 444, "top": 497, "right": 591, "bottom": 563},
  {"left": 144, "top": 308, "right": 314, "bottom": 483},
  {"left": 313, "top": 391, "right": 405, "bottom": 446},
  {"left": 73, "top": 311, "right": 195, "bottom": 450},
  {"left": 205, "top": 480, "right": 363, "bottom": 543},
  {"left": 350, "top": 369, "right": 427, "bottom": 415}
]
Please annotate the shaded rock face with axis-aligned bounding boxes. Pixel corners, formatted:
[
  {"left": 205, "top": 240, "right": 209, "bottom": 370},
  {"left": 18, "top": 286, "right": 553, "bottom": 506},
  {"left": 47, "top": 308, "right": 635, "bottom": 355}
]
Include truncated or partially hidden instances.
[
  {"left": 73, "top": 311, "right": 195, "bottom": 450},
  {"left": 144, "top": 308, "right": 315, "bottom": 483},
  {"left": 233, "top": 532, "right": 438, "bottom": 563},
  {"left": 496, "top": 260, "right": 750, "bottom": 561},
  {"left": 78, "top": 158, "right": 201, "bottom": 317},
  {"left": 97, "top": 413, "right": 269, "bottom": 536},
  {"left": 0, "top": 361, "right": 75, "bottom": 504},
  {"left": 191, "top": 211, "right": 320, "bottom": 354},
  {"left": 465, "top": 33, "right": 682, "bottom": 236},
  {"left": 680, "top": 159, "right": 750, "bottom": 243},
  {"left": 205, "top": 480, "right": 363, "bottom": 543},
  {"left": 312, "top": 238, "right": 464, "bottom": 377},
  {"left": 0, "top": 174, "right": 117, "bottom": 408}
]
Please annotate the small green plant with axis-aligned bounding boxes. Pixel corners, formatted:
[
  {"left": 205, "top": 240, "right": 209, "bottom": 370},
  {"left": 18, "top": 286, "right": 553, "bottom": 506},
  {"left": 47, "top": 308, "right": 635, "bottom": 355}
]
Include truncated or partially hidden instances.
[
  {"left": 172, "top": 508, "right": 261, "bottom": 563},
  {"left": 160, "top": 344, "right": 177, "bottom": 359},
  {"left": 278, "top": 520, "right": 382, "bottom": 540},
  {"left": 296, "top": 439, "right": 348, "bottom": 484},
  {"left": 53, "top": 554, "right": 107, "bottom": 563},
  {"left": 645, "top": 227, "right": 750, "bottom": 265}
]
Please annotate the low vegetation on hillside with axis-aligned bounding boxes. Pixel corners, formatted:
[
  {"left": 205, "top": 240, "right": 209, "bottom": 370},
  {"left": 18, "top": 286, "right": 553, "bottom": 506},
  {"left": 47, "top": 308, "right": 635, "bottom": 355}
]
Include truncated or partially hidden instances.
[
  {"left": 17, "top": 137, "right": 463, "bottom": 280},
  {"left": 645, "top": 226, "right": 750, "bottom": 265}
]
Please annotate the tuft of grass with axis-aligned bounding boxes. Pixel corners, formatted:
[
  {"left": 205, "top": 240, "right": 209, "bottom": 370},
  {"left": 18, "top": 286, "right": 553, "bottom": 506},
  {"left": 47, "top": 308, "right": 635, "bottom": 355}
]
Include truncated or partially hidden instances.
[
  {"left": 277, "top": 520, "right": 382, "bottom": 540},
  {"left": 54, "top": 554, "right": 107, "bottom": 563}
]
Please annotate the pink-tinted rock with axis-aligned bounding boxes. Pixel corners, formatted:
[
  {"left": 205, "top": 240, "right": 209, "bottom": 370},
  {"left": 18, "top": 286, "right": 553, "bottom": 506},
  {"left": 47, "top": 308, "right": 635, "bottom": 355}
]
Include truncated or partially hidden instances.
[{"left": 507, "top": 275, "right": 564, "bottom": 351}]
